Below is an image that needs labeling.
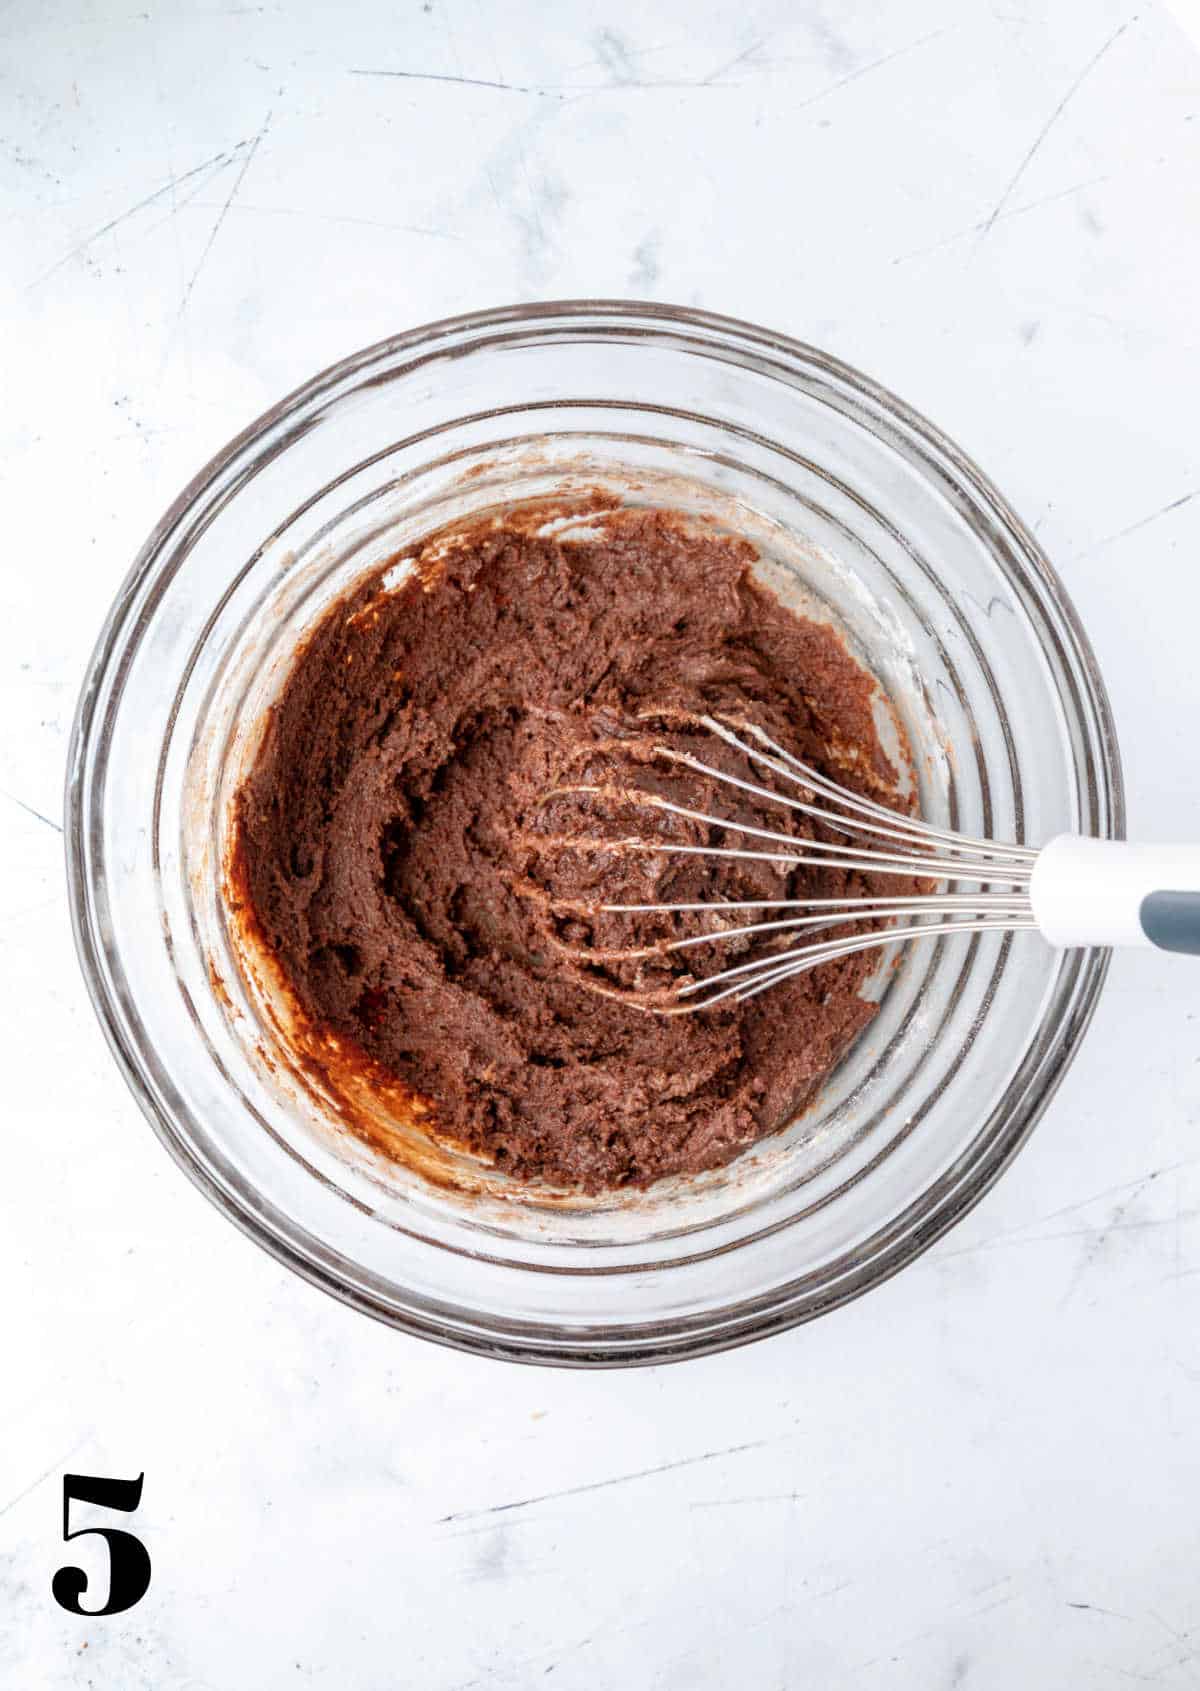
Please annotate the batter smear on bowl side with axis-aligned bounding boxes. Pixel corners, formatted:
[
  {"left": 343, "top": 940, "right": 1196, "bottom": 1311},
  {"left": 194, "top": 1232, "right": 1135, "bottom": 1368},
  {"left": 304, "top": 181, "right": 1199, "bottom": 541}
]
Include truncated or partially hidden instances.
[{"left": 231, "top": 501, "right": 913, "bottom": 1192}]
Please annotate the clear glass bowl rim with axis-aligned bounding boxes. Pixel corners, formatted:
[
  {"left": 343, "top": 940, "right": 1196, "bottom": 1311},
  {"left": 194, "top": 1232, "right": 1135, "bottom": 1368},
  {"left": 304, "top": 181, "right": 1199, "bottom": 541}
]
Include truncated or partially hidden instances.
[{"left": 65, "top": 299, "right": 1123, "bottom": 1365}]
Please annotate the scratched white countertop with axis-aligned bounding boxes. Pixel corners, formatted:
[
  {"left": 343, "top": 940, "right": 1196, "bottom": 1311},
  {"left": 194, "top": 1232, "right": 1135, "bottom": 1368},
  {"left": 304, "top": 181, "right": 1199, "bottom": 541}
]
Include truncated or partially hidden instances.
[{"left": 5, "top": 1, "right": 1200, "bottom": 1684}]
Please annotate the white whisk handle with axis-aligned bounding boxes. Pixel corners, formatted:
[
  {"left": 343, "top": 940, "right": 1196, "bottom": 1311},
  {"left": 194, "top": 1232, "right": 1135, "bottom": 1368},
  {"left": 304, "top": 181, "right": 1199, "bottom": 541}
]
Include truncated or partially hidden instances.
[{"left": 1030, "top": 835, "right": 1200, "bottom": 953}]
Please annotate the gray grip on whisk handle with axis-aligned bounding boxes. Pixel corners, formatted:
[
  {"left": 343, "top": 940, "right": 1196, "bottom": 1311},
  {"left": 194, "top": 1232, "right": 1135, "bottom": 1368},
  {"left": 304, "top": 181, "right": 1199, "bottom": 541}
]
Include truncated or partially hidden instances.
[
  {"left": 1030, "top": 836, "right": 1200, "bottom": 951},
  {"left": 1140, "top": 891, "right": 1200, "bottom": 955}
]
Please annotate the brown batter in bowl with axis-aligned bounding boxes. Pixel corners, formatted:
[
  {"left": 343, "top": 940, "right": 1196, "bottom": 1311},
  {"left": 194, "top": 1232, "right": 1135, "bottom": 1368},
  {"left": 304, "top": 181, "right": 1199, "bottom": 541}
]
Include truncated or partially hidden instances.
[
  {"left": 232, "top": 500, "right": 911, "bottom": 1192},
  {"left": 72, "top": 303, "right": 1119, "bottom": 1360}
]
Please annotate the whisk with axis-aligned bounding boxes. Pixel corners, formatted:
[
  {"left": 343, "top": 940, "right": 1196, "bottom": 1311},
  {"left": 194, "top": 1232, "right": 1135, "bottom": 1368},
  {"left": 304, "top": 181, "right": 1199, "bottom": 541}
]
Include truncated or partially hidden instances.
[{"left": 527, "top": 713, "right": 1200, "bottom": 1015}]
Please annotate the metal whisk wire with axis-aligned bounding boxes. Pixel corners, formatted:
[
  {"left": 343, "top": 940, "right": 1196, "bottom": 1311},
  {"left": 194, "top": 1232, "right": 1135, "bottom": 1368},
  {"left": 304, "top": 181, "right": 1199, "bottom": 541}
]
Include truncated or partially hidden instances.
[{"left": 525, "top": 712, "right": 1040, "bottom": 1014}]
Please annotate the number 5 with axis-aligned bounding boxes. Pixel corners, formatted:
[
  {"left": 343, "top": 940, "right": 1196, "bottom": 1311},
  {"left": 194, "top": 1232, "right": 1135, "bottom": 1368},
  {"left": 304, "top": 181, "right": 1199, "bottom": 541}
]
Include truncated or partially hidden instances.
[{"left": 51, "top": 1473, "right": 152, "bottom": 1616}]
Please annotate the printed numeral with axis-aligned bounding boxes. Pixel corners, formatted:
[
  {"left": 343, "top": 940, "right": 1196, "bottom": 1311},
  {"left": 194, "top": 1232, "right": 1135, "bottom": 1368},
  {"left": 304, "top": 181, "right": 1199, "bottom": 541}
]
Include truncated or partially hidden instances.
[{"left": 51, "top": 1473, "right": 151, "bottom": 1616}]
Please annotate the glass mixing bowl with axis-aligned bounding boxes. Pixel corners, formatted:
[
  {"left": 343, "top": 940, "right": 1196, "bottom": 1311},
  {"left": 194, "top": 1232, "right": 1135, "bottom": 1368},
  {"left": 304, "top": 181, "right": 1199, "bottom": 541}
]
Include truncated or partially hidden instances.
[{"left": 66, "top": 302, "right": 1122, "bottom": 1366}]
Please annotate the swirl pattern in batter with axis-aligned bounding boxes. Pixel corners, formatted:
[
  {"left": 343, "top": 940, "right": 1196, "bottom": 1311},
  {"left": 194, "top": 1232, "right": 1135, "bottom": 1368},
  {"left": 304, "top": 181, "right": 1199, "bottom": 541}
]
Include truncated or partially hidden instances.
[{"left": 232, "top": 502, "right": 908, "bottom": 1191}]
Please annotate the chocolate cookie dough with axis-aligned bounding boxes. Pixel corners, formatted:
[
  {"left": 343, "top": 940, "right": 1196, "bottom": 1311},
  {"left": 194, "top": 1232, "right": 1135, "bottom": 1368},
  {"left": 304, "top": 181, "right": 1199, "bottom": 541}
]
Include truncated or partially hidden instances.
[{"left": 232, "top": 502, "right": 907, "bottom": 1192}]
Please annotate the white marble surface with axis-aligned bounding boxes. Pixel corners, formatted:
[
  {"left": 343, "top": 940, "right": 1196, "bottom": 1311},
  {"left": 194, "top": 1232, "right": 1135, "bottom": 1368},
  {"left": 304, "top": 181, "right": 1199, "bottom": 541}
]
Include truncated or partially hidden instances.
[{"left": 5, "top": 0, "right": 1200, "bottom": 1683}]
